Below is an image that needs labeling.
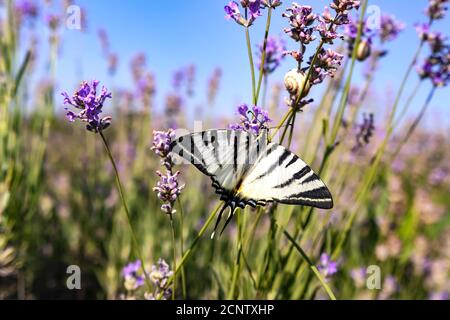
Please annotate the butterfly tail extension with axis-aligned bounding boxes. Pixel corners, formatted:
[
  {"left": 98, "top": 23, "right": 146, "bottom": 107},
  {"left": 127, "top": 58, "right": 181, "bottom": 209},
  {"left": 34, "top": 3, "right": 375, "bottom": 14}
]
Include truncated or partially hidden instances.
[{"left": 211, "top": 202, "right": 229, "bottom": 239}]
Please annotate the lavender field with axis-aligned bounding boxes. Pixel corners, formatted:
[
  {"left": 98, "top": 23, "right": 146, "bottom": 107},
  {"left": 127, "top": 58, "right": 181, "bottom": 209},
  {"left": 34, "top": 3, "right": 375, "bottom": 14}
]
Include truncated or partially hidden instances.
[{"left": 0, "top": 0, "right": 449, "bottom": 300}]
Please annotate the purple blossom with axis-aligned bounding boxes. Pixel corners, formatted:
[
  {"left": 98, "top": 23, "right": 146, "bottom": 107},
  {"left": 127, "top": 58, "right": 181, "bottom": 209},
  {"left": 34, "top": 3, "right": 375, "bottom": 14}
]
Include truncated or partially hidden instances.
[
  {"left": 425, "top": 0, "right": 449, "bottom": 20},
  {"left": 122, "top": 260, "right": 145, "bottom": 290},
  {"left": 224, "top": 1, "right": 248, "bottom": 26},
  {"left": 15, "top": 0, "right": 38, "bottom": 22},
  {"left": 230, "top": 104, "right": 272, "bottom": 136},
  {"left": 379, "top": 15, "right": 405, "bottom": 43},
  {"left": 282, "top": 4, "right": 317, "bottom": 44},
  {"left": 317, "top": 253, "right": 338, "bottom": 280},
  {"left": 256, "top": 36, "right": 286, "bottom": 74},
  {"left": 352, "top": 113, "right": 375, "bottom": 152},
  {"left": 151, "top": 129, "right": 175, "bottom": 160},
  {"left": 149, "top": 259, "right": 174, "bottom": 300},
  {"left": 316, "top": 17, "right": 342, "bottom": 44},
  {"left": 153, "top": 171, "right": 184, "bottom": 215},
  {"left": 61, "top": 80, "right": 112, "bottom": 133},
  {"left": 309, "top": 48, "right": 344, "bottom": 85},
  {"left": 330, "top": 0, "right": 361, "bottom": 25}
]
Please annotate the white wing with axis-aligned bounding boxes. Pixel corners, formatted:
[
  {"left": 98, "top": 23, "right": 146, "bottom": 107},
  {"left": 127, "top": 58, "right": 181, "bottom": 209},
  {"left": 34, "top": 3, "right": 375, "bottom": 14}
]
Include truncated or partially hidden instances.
[
  {"left": 170, "top": 129, "right": 268, "bottom": 192},
  {"left": 237, "top": 142, "right": 333, "bottom": 209}
]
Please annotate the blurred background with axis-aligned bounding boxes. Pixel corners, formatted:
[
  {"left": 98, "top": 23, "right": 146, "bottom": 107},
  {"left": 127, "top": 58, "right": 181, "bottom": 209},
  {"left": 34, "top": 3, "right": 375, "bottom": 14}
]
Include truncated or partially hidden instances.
[{"left": 0, "top": 0, "right": 449, "bottom": 300}]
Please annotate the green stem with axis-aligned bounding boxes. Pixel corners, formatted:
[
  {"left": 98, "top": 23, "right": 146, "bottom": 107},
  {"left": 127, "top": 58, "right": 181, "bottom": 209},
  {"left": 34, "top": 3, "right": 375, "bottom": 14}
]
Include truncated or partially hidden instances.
[
  {"left": 177, "top": 198, "right": 187, "bottom": 299},
  {"left": 392, "top": 80, "right": 422, "bottom": 130},
  {"left": 157, "top": 202, "right": 222, "bottom": 299},
  {"left": 255, "top": 7, "right": 272, "bottom": 104},
  {"left": 391, "top": 87, "right": 436, "bottom": 160},
  {"left": 328, "top": 0, "right": 368, "bottom": 145},
  {"left": 169, "top": 215, "right": 177, "bottom": 300},
  {"left": 245, "top": 26, "right": 257, "bottom": 105},
  {"left": 99, "top": 131, "right": 152, "bottom": 292},
  {"left": 228, "top": 210, "right": 243, "bottom": 299}
]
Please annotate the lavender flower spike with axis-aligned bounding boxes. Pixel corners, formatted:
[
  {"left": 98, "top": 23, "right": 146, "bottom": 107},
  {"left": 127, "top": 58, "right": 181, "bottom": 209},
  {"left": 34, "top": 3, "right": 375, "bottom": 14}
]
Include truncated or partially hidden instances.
[
  {"left": 62, "top": 80, "right": 112, "bottom": 133},
  {"left": 230, "top": 104, "right": 272, "bottom": 136},
  {"left": 153, "top": 171, "right": 185, "bottom": 215}
]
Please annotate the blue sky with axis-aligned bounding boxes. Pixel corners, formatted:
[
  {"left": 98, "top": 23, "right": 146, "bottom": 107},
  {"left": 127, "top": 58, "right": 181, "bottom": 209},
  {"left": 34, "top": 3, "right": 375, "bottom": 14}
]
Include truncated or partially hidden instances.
[{"left": 33, "top": 0, "right": 450, "bottom": 128}]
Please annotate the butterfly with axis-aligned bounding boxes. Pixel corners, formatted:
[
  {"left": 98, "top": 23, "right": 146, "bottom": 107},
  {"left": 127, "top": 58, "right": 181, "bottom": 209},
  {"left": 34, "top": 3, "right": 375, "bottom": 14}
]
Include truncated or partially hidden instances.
[{"left": 170, "top": 129, "right": 333, "bottom": 237}]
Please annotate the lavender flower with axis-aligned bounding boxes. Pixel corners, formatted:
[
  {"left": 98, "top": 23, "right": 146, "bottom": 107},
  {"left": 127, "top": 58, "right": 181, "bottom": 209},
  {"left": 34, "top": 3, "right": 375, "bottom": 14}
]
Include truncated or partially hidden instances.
[
  {"left": 425, "top": 0, "right": 449, "bottom": 20},
  {"left": 225, "top": 1, "right": 261, "bottom": 27},
  {"left": 122, "top": 260, "right": 145, "bottom": 291},
  {"left": 379, "top": 15, "right": 405, "bottom": 43},
  {"left": 416, "top": 28, "right": 450, "bottom": 87},
  {"left": 282, "top": 4, "right": 317, "bottom": 44},
  {"left": 149, "top": 259, "right": 174, "bottom": 300},
  {"left": 153, "top": 171, "right": 184, "bottom": 215},
  {"left": 230, "top": 104, "right": 272, "bottom": 136},
  {"left": 317, "top": 253, "right": 338, "bottom": 280},
  {"left": 309, "top": 48, "right": 344, "bottom": 85},
  {"left": 352, "top": 113, "right": 375, "bottom": 152},
  {"left": 257, "top": 36, "right": 286, "bottom": 74},
  {"left": 62, "top": 80, "right": 112, "bottom": 133},
  {"left": 152, "top": 129, "right": 175, "bottom": 160},
  {"left": 152, "top": 129, "right": 184, "bottom": 215},
  {"left": 15, "top": 0, "right": 38, "bottom": 22}
]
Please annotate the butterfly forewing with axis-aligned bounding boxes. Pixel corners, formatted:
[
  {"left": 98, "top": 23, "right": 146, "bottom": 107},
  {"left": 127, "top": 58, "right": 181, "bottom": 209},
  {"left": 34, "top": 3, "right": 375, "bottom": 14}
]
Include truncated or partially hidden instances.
[{"left": 170, "top": 130, "right": 268, "bottom": 191}]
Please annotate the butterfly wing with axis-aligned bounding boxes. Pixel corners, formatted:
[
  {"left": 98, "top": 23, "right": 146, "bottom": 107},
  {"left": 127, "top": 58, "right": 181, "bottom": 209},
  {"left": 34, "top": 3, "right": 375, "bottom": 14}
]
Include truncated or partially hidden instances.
[
  {"left": 237, "top": 142, "right": 333, "bottom": 209},
  {"left": 170, "top": 129, "right": 268, "bottom": 194}
]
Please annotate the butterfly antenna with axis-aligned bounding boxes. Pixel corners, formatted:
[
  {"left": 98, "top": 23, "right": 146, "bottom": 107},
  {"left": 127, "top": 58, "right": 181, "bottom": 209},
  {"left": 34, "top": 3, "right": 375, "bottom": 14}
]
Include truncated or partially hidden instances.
[{"left": 211, "top": 202, "right": 228, "bottom": 239}]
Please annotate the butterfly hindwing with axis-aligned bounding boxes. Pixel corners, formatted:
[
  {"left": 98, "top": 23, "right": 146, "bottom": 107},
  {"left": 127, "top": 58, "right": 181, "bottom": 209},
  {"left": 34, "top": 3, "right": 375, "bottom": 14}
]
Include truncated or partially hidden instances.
[{"left": 237, "top": 142, "right": 333, "bottom": 209}]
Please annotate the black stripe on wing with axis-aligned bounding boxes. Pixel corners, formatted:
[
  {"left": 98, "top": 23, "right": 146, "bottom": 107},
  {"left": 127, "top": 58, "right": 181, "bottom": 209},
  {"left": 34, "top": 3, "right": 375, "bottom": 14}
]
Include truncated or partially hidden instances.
[{"left": 280, "top": 185, "right": 334, "bottom": 209}]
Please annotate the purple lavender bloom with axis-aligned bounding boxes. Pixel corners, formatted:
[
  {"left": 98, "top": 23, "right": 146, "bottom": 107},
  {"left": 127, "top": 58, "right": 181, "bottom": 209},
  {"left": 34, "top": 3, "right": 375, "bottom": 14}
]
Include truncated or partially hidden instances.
[
  {"left": 15, "top": 0, "right": 38, "bottom": 22},
  {"left": 149, "top": 259, "right": 174, "bottom": 299},
  {"left": 225, "top": 1, "right": 246, "bottom": 26},
  {"left": 61, "top": 80, "right": 112, "bottom": 133},
  {"left": 309, "top": 48, "right": 344, "bottom": 85},
  {"left": 316, "top": 17, "right": 342, "bottom": 44},
  {"left": 330, "top": 0, "right": 361, "bottom": 25},
  {"left": 256, "top": 36, "right": 286, "bottom": 74},
  {"left": 317, "top": 253, "right": 338, "bottom": 280},
  {"left": 122, "top": 260, "right": 145, "bottom": 290},
  {"left": 230, "top": 104, "right": 272, "bottom": 136},
  {"left": 248, "top": 0, "right": 262, "bottom": 20},
  {"left": 152, "top": 129, "right": 175, "bottom": 160},
  {"left": 352, "top": 113, "right": 375, "bottom": 152},
  {"left": 425, "top": 0, "right": 449, "bottom": 20},
  {"left": 122, "top": 260, "right": 141, "bottom": 278},
  {"left": 225, "top": 0, "right": 262, "bottom": 26},
  {"left": 379, "top": 15, "right": 405, "bottom": 43},
  {"left": 282, "top": 4, "right": 317, "bottom": 44},
  {"left": 153, "top": 171, "right": 185, "bottom": 215}
]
